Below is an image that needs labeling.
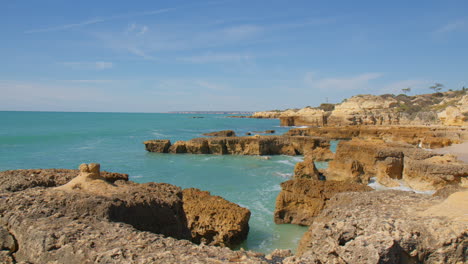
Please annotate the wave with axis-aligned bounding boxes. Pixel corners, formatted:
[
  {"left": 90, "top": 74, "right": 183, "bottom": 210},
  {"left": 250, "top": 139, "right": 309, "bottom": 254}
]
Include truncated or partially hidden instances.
[
  {"left": 367, "top": 177, "right": 435, "bottom": 195},
  {"left": 274, "top": 172, "right": 293, "bottom": 179},
  {"left": 275, "top": 160, "right": 296, "bottom": 166}
]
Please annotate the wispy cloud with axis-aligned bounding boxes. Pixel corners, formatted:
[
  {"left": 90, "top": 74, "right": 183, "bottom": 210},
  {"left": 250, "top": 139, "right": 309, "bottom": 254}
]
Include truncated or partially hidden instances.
[
  {"left": 61, "top": 61, "right": 114, "bottom": 70},
  {"left": 305, "top": 72, "right": 382, "bottom": 90},
  {"left": 178, "top": 52, "right": 253, "bottom": 63},
  {"left": 25, "top": 8, "right": 173, "bottom": 33},
  {"left": 434, "top": 19, "right": 467, "bottom": 34}
]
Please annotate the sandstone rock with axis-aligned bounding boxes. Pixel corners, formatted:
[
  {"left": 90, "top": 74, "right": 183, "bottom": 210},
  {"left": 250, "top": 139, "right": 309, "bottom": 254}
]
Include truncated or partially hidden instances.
[
  {"left": 146, "top": 136, "right": 330, "bottom": 156},
  {"left": 144, "top": 139, "right": 171, "bottom": 153},
  {"left": 274, "top": 179, "right": 372, "bottom": 225},
  {"left": 279, "top": 108, "right": 326, "bottom": 127},
  {"left": 182, "top": 188, "right": 250, "bottom": 247},
  {"left": 252, "top": 130, "right": 275, "bottom": 134},
  {"left": 304, "top": 147, "right": 334, "bottom": 161},
  {"left": 403, "top": 154, "right": 468, "bottom": 191},
  {"left": 293, "top": 158, "right": 319, "bottom": 180},
  {"left": 296, "top": 190, "right": 468, "bottom": 263},
  {"left": 202, "top": 130, "right": 236, "bottom": 137},
  {"left": 286, "top": 125, "right": 465, "bottom": 148}
]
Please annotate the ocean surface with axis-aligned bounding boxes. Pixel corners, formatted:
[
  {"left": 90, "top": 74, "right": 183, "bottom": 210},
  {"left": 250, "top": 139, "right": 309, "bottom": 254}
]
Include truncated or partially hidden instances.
[{"left": 0, "top": 111, "right": 337, "bottom": 253}]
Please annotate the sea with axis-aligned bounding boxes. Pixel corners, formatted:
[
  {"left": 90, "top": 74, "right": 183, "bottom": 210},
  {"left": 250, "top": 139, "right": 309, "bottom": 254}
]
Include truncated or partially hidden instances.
[{"left": 0, "top": 111, "right": 338, "bottom": 253}]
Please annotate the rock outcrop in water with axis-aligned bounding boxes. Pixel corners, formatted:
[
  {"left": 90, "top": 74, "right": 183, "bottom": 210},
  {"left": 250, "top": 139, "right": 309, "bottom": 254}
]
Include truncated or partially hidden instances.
[
  {"left": 202, "top": 130, "right": 237, "bottom": 137},
  {"left": 295, "top": 190, "right": 468, "bottom": 263},
  {"left": 182, "top": 188, "right": 250, "bottom": 247},
  {"left": 0, "top": 164, "right": 259, "bottom": 263},
  {"left": 144, "top": 135, "right": 330, "bottom": 156},
  {"left": 325, "top": 139, "right": 468, "bottom": 191},
  {"left": 274, "top": 179, "right": 372, "bottom": 225}
]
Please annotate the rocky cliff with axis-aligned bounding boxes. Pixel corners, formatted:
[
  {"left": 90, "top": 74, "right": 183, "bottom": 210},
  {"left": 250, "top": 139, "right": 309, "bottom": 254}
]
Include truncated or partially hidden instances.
[{"left": 252, "top": 90, "right": 468, "bottom": 127}]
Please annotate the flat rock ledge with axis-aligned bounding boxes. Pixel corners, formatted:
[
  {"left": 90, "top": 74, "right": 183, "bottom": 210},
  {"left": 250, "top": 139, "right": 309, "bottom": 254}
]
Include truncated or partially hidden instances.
[
  {"left": 144, "top": 135, "right": 330, "bottom": 156},
  {"left": 0, "top": 164, "right": 261, "bottom": 264}
]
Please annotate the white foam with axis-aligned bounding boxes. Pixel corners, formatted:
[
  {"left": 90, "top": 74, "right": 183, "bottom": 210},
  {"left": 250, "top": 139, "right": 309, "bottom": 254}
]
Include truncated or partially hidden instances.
[
  {"left": 368, "top": 177, "right": 436, "bottom": 195},
  {"left": 274, "top": 172, "right": 293, "bottom": 179},
  {"left": 131, "top": 175, "right": 144, "bottom": 179},
  {"left": 275, "top": 160, "right": 295, "bottom": 166}
]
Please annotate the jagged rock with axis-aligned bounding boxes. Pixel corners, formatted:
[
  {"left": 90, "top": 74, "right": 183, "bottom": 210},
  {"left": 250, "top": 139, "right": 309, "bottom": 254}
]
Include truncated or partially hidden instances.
[
  {"left": 182, "top": 188, "right": 250, "bottom": 247},
  {"left": 0, "top": 168, "right": 128, "bottom": 193},
  {"left": 0, "top": 164, "right": 264, "bottom": 263},
  {"left": 286, "top": 125, "right": 466, "bottom": 148},
  {"left": 304, "top": 147, "right": 334, "bottom": 161},
  {"left": 144, "top": 139, "right": 171, "bottom": 153},
  {"left": 145, "top": 136, "right": 330, "bottom": 156},
  {"left": 280, "top": 108, "right": 327, "bottom": 127},
  {"left": 274, "top": 179, "right": 372, "bottom": 225},
  {"left": 403, "top": 154, "right": 468, "bottom": 191},
  {"left": 296, "top": 190, "right": 468, "bottom": 263},
  {"left": 293, "top": 158, "right": 319, "bottom": 180},
  {"left": 252, "top": 130, "right": 275, "bottom": 134},
  {"left": 202, "top": 130, "right": 236, "bottom": 137}
]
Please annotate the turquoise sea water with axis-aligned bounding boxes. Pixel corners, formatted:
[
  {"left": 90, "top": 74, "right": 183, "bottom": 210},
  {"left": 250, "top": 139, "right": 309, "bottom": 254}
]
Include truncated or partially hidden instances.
[{"left": 0, "top": 111, "right": 332, "bottom": 253}]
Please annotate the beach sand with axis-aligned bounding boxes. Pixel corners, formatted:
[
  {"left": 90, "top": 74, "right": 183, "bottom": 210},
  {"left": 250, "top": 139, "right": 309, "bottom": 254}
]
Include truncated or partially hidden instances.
[{"left": 432, "top": 141, "right": 468, "bottom": 163}]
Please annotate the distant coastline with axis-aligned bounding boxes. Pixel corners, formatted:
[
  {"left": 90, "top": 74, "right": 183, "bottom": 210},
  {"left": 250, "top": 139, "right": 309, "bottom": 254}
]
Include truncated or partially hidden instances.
[{"left": 167, "top": 111, "right": 253, "bottom": 115}]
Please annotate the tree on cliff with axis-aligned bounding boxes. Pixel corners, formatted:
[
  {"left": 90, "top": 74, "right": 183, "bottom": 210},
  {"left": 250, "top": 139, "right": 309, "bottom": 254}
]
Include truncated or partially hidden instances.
[
  {"left": 402, "top": 87, "right": 411, "bottom": 94},
  {"left": 429, "top": 83, "right": 444, "bottom": 92}
]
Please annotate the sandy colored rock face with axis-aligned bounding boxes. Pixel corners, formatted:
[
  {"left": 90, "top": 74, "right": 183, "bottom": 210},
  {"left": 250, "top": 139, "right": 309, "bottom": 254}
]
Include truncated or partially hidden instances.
[
  {"left": 295, "top": 190, "right": 468, "bottom": 264},
  {"left": 274, "top": 179, "right": 372, "bottom": 225},
  {"left": 144, "top": 139, "right": 171, "bottom": 152},
  {"left": 145, "top": 135, "right": 330, "bottom": 156},
  {"left": 326, "top": 139, "right": 468, "bottom": 191},
  {"left": 182, "top": 188, "right": 250, "bottom": 247},
  {"left": 287, "top": 125, "right": 465, "bottom": 149},
  {"left": 293, "top": 158, "right": 319, "bottom": 180},
  {"left": 0, "top": 164, "right": 265, "bottom": 263}
]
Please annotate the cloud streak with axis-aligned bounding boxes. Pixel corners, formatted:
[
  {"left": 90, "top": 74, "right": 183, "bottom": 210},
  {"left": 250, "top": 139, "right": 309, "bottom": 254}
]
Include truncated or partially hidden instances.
[
  {"left": 61, "top": 61, "right": 113, "bottom": 70},
  {"left": 25, "top": 8, "right": 173, "bottom": 33},
  {"left": 434, "top": 19, "right": 467, "bottom": 34},
  {"left": 305, "top": 72, "right": 382, "bottom": 90}
]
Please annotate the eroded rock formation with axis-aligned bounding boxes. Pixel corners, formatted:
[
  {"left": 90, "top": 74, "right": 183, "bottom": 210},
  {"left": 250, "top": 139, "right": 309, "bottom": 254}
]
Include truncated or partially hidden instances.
[
  {"left": 144, "top": 136, "right": 330, "bottom": 156},
  {"left": 326, "top": 139, "right": 468, "bottom": 191},
  {"left": 274, "top": 179, "right": 372, "bottom": 225},
  {"left": 0, "top": 164, "right": 258, "bottom": 263},
  {"left": 295, "top": 190, "right": 468, "bottom": 263},
  {"left": 182, "top": 188, "right": 250, "bottom": 247}
]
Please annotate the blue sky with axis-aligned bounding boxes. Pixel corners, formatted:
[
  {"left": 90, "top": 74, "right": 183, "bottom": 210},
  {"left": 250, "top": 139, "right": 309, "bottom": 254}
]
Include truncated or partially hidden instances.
[{"left": 1, "top": 0, "right": 467, "bottom": 112}]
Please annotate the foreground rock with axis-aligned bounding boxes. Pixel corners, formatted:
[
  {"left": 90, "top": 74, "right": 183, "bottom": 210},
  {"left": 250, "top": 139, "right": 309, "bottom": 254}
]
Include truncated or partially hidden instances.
[
  {"left": 202, "top": 130, "right": 236, "bottom": 137},
  {"left": 0, "top": 164, "right": 260, "bottom": 263},
  {"left": 326, "top": 139, "right": 468, "bottom": 191},
  {"left": 295, "top": 190, "right": 468, "bottom": 263},
  {"left": 182, "top": 188, "right": 250, "bottom": 247},
  {"left": 274, "top": 179, "right": 372, "bottom": 225},
  {"left": 145, "top": 135, "right": 330, "bottom": 156}
]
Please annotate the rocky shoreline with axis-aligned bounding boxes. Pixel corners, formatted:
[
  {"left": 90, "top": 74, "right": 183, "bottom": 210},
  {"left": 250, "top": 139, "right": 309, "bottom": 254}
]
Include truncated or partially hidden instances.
[{"left": 2, "top": 91, "right": 467, "bottom": 263}]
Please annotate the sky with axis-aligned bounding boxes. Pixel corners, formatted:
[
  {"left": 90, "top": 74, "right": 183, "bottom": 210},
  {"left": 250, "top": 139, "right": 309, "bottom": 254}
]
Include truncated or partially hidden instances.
[{"left": 1, "top": 0, "right": 467, "bottom": 112}]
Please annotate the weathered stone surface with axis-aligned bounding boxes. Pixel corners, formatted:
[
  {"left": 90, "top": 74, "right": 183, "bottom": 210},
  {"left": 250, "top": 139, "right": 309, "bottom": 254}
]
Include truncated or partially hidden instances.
[
  {"left": 202, "top": 130, "right": 236, "bottom": 137},
  {"left": 252, "top": 130, "right": 275, "bottom": 134},
  {"left": 286, "top": 125, "right": 466, "bottom": 148},
  {"left": 403, "top": 154, "right": 468, "bottom": 191},
  {"left": 293, "top": 158, "right": 319, "bottom": 180},
  {"left": 304, "top": 147, "right": 334, "bottom": 161},
  {"left": 296, "top": 190, "right": 468, "bottom": 264},
  {"left": 146, "top": 136, "right": 330, "bottom": 156},
  {"left": 182, "top": 188, "right": 250, "bottom": 247},
  {"left": 0, "top": 167, "right": 128, "bottom": 193},
  {"left": 0, "top": 164, "right": 268, "bottom": 263},
  {"left": 274, "top": 179, "right": 372, "bottom": 225},
  {"left": 144, "top": 139, "right": 171, "bottom": 153},
  {"left": 325, "top": 139, "right": 468, "bottom": 190}
]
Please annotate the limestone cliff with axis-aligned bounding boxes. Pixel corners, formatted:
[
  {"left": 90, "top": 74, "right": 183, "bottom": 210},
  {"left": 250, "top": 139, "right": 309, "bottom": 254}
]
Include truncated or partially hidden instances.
[{"left": 252, "top": 90, "right": 468, "bottom": 127}]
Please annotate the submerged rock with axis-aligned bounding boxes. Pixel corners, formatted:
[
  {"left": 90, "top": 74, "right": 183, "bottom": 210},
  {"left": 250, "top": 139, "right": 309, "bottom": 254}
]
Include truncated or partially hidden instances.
[{"left": 202, "top": 130, "right": 237, "bottom": 137}]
